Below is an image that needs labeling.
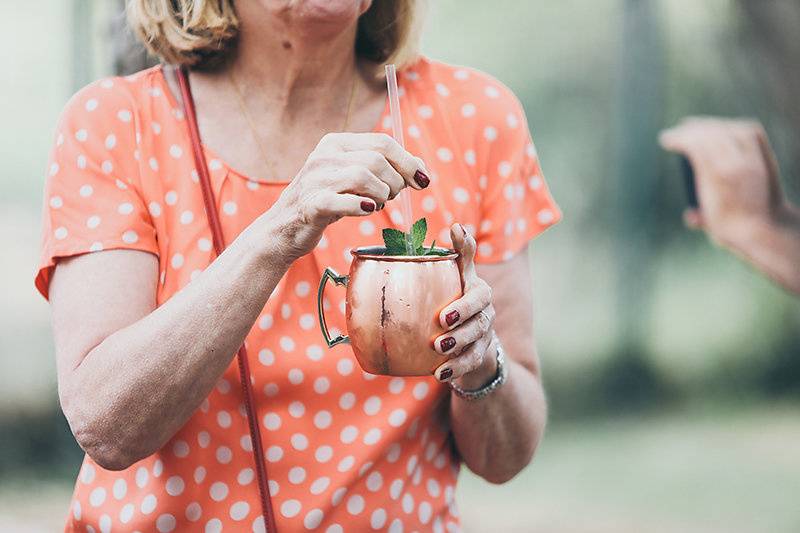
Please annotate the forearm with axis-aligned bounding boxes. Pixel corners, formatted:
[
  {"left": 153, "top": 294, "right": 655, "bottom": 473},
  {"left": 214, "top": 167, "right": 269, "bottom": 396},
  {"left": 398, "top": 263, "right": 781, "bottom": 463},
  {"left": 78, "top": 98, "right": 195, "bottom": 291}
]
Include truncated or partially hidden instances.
[
  {"left": 63, "top": 214, "right": 293, "bottom": 469},
  {"left": 731, "top": 203, "right": 800, "bottom": 294},
  {"left": 449, "top": 339, "right": 547, "bottom": 484}
]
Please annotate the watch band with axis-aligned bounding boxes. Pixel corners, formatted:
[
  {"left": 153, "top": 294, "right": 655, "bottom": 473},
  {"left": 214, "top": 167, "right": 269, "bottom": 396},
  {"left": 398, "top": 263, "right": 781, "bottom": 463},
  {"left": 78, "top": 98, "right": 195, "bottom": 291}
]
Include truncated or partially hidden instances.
[{"left": 449, "top": 335, "right": 508, "bottom": 401}]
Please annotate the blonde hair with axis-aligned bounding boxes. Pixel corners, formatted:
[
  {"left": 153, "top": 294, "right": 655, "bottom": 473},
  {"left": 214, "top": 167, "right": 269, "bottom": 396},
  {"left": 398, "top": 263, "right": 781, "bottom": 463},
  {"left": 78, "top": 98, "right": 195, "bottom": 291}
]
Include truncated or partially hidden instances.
[{"left": 127, "top": 0, "right": 425, "bottom": 70}]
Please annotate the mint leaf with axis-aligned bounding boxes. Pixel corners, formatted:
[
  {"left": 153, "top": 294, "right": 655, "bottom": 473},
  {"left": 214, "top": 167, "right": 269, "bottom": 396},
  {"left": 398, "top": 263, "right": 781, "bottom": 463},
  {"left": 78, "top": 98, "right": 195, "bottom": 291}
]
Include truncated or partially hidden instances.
[
  {"left": 423, "top": 240, "right": 437, "bottom": 255},
  {"left": 411, "top": 218, "right": 427, "bottom": 251},
  {"left": 382, "top": 228, "right": 408, "bottom": 255}
]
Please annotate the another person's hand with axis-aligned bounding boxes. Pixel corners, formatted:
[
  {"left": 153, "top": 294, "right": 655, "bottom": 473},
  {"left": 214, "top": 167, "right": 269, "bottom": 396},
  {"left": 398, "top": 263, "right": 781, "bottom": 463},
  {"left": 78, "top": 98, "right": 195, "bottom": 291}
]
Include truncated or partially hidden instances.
[
  {"left": 659, "top": 117, "right": 787, "bottom": 251},
  {"left": 268, "top": 132, "right": 430, "bottom": 261},
  {"left": 432, "top": 224, "right": 497, "bottom": 384}
]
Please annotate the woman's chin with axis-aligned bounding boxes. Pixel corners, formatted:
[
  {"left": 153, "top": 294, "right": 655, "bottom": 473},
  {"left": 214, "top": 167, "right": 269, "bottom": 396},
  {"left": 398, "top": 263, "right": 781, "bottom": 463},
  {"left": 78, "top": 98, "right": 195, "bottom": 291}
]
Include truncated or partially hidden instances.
[{"left": 265, "top": 0, "right": 368, "bottom": 25}]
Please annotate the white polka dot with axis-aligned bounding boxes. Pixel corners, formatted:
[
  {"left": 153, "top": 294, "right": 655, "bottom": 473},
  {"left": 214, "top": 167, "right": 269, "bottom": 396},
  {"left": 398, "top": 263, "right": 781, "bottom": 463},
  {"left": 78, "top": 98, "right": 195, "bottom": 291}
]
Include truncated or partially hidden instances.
[
  {"left": 538, "top": 209, "right": 555, "bottom": 224},
  {"left": 314, "top": 377, "right": 330, "bottom": 394},
  {"left": 412, "top": 382, "right": 429, "bottom": 400},
  {"left": 337, "top": 455, "right": 355, "bottom": 472},
  {"left": 149, "top": 201, "right": 162, "bottom": 217},
  {"left": 339, "top": 392, "right": 356, "bottom": 410},
  {"left": 89, "top": 487, "right": 106, "bottom": 507},
  {"left": 246, "top": 180, "right": 259, "bottom": 190},
  {"left": 295, "top": 281, "right": 311, "bottom": 297},
  {"left": 337, "top": 358, "right": 354, "bottom": 376},
  {"left": 529, "top": 175, "right": 543, "bottom": 190},
  {"left": 479, "top": 175, "right": 488, "bottom": 190},
  {"left": 289, "top": 401, "right": 306, "bottom": 418},
  {"left": 289, "top": 466, "right": 306, "bottom": 484},
  {"left": 484, "top": 126, "right": 498, "bottom": 141},
  {"left": 461, "top": 103, "right": 476, "bottom": 117},
  {"left": 506, "top": 112, "right": 519, "bottom": 128},
  {"left": 204, "top": 518, "right": 223, "bottom": 533},
  {"left": 419, "top": 501, "right": 433, "bottom": 524},
  {"left": 75, "top": 129, "right": 88, "bottom": 142},
  {"left": 264, "top": 413, "right": 282, "bottom": 431},
  {"left": 314, "top": 410, "right": 333, "bottom": 429},
  {"left": 149, "top": 157, "right": 159, "bottom": 171},
  {"left": 79, "top": 184, "right": 93, "bottom": 197},
  {"left": 304, "top": 344, "right": 323, "bottom": 362},
  {"left": 340, "top": 425, "right": 358, "bottom": 444},
  {"left": 215, "top": 411, "right": 232, "bottom": 429},
  {"left": 164, "top": 190, "right": 178, "bottom": 205},
  {"left": 185, "top": 502, "right": 202, "bottom": 521},
  {"left": 454, "top": 69, "right": 470, "bottom": 80},
  {"left": 153, "top": 459, "right": 163, "bottom": 477},
  {"left": 263, "top": 382, "right": 279, "bottom": 397},
  {"left": 281, "top": 499, "right": 302, "bottom": 518},
  {"left": 117, "top": 109, "right": 132, "bottom": 122},
  {"left": 104, "top": 134, "right": 116, "bottom": 149},
  {"left": 101, "top": 160, "right": 113, "bottom": 174},
  {"left": 209, "top": 159, "right": 223, "bottom": 170},
  {"left": 229, "top": 501, "right": 249, "bottom": 521},
  {"left": 346, "top": 494, "right": 365, "bottom": 515},
  {"left": 49, "top": 162, "right": 59, "bottom": 176},
  {"left": 99, "top": 514, "right": 112, "bottom": 533},
  {"left": 304, "top": 508, "right": 324, "bottom": 529},
  {"left": 498, "top": 161, "right": 513, "bottom": 177},
  {"left": 387, "top": 443, "right": 402, "bottom": 463},
  {"left": 119, "top": 503, "right": 134, "bottom": 523},
  {"left": 452, "top": 187, "right": 470, "bottom": 204},
  {"left": 464, "top": 150, "right": 476, "bottom": 166},
  {"left": 371, "top": 508, "right": 387, "bottom": 529},
  {"left": 209, "top": 482, "right": 229, "bottom": 501},
  {"left": 237, "top": 468, "right": 254, "bottom": 486},
  {"left": 77, "top": 155, "right": 87, "bottom": 169},
  {"left": 268, "top": 446, "right": 285, "bottom": 463},
  {"left": 363, "top": 428, "right": 382, "bottom": 445},
  {"left": 436, "top": 147, "right": 453, "bottom": 162},
  {"left": 485, "top": 86, "right": 501, "bottom": 98},
  {"left": 88, "top": 241, "right": 103, "bottom": 252},
  {"left": 417, "top": 105, "right": 433, "bottom": 119},
  {"left": 169, "top": 144, "right": 183, "bottom": 158},
  {"left": 172, "top": 440, "right": 189, "bottom": 458},
  {"left": 363, "top": 396, "right": 381, "bottom": 415},
  {"left": 435, "top": 83, "right": 450, "bottom": 97},
  {"left": 390, "top": 479, "right": 404, "bottom": 499},
  {"left": 194, "top": 466, "right": 207, "bottom": 483},
  {"left": 196, "top": 237, "right": 212, "bottom": 252},
  {"left": 389, "top": 377, "right": 405, "bottom": 394},
  {"left": 141, "top": 493, "right": 157, "bottom": 514},
  {"left": 331, "top": 487, "right": 347, "bottom": 507},
  {"left": 180, "top": 210, "right": 194, "bottom": 224},
  {"left": 310, "top": 476, "right": 331, "bottom": 495},
  {"left": 216, "top": 446, "right": 232, "bottom": 464},
  {"left": 156, "top": 513, "right": 177, "bottom": 532},
  {"left": 166, "top": 475, "right": 185, "bottom": 496},
  {"left": 258, "top": 314, "right": 274, "bottom": 330},
  {"left": 85, "top": 99, "right": 98, "bottom": 112},
  {"left": 171, "top": 253, "right": 184, "bottom": 269},
  {"left": 315, "top": 445, "right": 333, "bottom": 463},
  {"left": 288, "top": 368, "right": 304, "bottom": 384},
  {"left": 281, "top": 303, "right": 292, "bottom": 319},
  {"left": 388, "top": 408, "right": 407, "bottom": 427},
  {"left": 117, "top": 202, "right": 134, "bottom": 215},
  {"left": 111, "top": 478, "right": 127, "bottom": 500},
  {"left": 240, "top": 434, "right": 253, "bottom": 452},
  {"left": 133, "top": 467, "right": 149, "bottom": 489},
  {"left": 402, "top": 493, "right": 414, "bottom": 513},
  {"left": 223, "top": 201, "right": 237, "bottom": 215}
]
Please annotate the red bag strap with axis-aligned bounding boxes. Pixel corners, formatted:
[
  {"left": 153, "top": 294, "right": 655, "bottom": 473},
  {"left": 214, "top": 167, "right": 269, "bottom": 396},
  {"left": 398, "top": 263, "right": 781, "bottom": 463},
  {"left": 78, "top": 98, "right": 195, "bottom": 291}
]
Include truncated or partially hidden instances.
[{"left": 175, "top": 65, "right": 278, "bottom": 533}]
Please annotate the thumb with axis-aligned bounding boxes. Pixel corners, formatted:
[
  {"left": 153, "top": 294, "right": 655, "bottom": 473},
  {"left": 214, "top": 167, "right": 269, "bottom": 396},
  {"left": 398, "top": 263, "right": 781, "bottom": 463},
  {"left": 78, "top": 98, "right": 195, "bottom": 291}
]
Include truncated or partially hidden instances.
[
  {"left": 450, "top": 223, "right": 477, "bottom": 284},
  {"left": 683, "top": 208, "right": 705, "bottom": 230}
]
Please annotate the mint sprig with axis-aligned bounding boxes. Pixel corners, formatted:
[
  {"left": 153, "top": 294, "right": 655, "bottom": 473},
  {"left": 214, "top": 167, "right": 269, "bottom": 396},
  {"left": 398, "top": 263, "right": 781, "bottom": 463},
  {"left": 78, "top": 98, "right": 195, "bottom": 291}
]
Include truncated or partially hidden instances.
[{"left": 381, "top": 217, "right": 451, "bottom": 256}]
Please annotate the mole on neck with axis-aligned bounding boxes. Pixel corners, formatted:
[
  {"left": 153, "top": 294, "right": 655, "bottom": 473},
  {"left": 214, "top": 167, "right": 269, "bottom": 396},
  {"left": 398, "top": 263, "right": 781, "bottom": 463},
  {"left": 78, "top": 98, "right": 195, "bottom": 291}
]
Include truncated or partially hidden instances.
[{"left": 282, "top": 41, "right": 292, "bottom": 50}]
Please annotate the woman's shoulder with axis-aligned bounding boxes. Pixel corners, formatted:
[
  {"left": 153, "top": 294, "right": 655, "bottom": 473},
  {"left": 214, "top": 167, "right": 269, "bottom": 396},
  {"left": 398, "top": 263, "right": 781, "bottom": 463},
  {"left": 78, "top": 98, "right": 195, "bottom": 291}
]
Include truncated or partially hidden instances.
[{"left": 57, "top": 66, "right": 166, "bottom": 131}]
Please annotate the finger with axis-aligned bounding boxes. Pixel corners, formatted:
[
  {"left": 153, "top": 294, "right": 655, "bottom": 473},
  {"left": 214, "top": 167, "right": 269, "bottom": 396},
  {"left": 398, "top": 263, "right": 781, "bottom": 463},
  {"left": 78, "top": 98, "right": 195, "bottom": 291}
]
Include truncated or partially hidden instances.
[
  {"left": 438, "top": 280, "right": 492, "bottom": 330},
  {"left": 319, "top": 132, "right": 430, "bottom": 190},
  {"left": 753, "top": 124, "right": 784, "bottom": 193},
  {"left": 341, "top": 151, "right": 406, "bottom": 199},
  {"left": 434, "top": 332, "right": 492, "bottom": 382},
  {"left": 335, "top": 165, "right": 392, "bottom": 205},
  {"left": 450, "top": 223, "right": 478, "bottom": 287},
  {"left": 682, "top": 208, "right": 704, "bottom": 229},
  {"left": 313, "top": 192, "right": 378, "bottom": 218},
  {"left": 435, "top": 305, "right": 495, "bottom": 355}
]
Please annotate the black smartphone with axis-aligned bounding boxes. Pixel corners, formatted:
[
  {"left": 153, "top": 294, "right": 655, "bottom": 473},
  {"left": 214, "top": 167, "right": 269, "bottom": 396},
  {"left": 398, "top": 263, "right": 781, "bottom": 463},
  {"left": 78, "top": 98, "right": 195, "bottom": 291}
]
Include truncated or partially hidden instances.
[{"left": 680, "top": 156, "right": 699, "bottom": 208}]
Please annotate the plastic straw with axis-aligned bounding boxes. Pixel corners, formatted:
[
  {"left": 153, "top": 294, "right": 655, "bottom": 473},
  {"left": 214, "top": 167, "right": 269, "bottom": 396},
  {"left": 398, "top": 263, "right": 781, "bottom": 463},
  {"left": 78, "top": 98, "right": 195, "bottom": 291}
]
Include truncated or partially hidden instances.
[{"left": 385, "top": 64, "right": 415, "bottom": 253}]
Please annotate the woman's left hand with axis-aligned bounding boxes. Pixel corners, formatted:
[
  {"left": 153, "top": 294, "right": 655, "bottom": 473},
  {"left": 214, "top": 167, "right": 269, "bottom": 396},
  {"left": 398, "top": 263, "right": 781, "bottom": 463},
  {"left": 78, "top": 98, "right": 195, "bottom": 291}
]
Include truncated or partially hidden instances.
[{"left": 432, "top": 223, "right": 496, "bottom": 383}]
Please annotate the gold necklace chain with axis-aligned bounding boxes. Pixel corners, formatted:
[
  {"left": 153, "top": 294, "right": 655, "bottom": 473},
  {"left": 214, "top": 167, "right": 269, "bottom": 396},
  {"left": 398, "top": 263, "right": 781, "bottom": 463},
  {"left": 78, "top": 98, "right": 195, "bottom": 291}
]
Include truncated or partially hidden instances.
[{"left": 227, "top": 69, "right": 358, "bottom": 179}]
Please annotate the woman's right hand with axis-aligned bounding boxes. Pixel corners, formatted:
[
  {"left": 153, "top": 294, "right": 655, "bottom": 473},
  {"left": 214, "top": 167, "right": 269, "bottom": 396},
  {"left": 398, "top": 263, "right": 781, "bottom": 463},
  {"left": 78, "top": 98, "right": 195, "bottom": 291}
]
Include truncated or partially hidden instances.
[{"left": 263, "top": 132, "right": 431, "bottom": 261}]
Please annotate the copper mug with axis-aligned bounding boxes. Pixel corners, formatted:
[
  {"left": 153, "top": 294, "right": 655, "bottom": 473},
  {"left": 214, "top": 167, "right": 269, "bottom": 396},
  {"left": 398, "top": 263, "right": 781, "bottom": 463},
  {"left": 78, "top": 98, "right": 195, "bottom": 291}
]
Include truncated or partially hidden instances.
[{"left": 317, "top": 246, "right": 463, "bottom": 376}]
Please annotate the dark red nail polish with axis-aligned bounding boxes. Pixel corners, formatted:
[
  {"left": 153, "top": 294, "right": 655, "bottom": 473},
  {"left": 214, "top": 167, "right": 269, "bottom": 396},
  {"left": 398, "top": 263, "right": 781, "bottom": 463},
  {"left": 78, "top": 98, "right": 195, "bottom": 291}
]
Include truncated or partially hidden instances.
[
  {"left": 414, "top": 170, "right": 430, "bottom": 188},
  {"left": 445, "top": 310, "right": 460, "bottom": 326},
  {"left": 361, "top": 201, "right": 375, "bottom": 212},
  {"left": 440, "top": 337, "right": 456, "bottom": 352},
  {"left": 439, "top": 368, "right": 453, "bottom": 381}
]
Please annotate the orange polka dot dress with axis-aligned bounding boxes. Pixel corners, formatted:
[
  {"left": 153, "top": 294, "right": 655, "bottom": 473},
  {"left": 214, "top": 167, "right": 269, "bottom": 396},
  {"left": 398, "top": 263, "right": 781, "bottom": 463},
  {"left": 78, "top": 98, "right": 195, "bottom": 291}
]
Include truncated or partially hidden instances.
[{"left": 36, "top": 57, "right": 560, "bottom": 532}]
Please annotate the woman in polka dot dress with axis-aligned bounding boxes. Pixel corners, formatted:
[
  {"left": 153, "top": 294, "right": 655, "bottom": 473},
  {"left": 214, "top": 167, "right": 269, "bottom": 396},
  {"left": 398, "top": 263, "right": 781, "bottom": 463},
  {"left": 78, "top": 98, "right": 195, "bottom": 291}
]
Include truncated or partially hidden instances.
[{"left": 37, "top": 1, "right": 560, "bottom": 531}]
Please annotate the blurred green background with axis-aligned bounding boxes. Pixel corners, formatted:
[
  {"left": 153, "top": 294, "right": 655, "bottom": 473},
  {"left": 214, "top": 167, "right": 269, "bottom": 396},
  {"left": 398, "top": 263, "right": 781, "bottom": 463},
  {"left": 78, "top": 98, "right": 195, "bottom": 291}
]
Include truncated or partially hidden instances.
[{"left": 1, "top": 0, "right": 799, "bottom": 531}]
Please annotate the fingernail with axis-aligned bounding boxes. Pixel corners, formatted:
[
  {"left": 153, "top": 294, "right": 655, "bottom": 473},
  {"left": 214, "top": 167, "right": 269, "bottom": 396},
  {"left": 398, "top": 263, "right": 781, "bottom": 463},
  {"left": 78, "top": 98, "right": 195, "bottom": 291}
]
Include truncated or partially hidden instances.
[
  {"left": 440, "top": 337, "right": 456, "bottom": 352},
  {"left": 361, "top": 201, "right": 375, "bottom": 212},
  {"left": 377, "top": 203, "right": 385, "bottom": 211},
  {"left": 445, "top": 310, "right": 460, "bottom": 326},
  {"left": 458, "top": 223, "right": 467, "bottom": 236},
  {"left": 438, "top": 368, "right": 453, "bottom": 381},
  {"left": 414, "top": 170, "right": 430, "bottom": 188}
]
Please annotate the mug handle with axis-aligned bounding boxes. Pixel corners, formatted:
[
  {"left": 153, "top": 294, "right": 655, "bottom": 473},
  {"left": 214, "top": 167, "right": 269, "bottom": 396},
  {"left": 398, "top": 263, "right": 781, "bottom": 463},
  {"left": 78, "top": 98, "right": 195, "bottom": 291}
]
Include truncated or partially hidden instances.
[{"left": 318, "top": 267, "right": 350, "bottom": 347}]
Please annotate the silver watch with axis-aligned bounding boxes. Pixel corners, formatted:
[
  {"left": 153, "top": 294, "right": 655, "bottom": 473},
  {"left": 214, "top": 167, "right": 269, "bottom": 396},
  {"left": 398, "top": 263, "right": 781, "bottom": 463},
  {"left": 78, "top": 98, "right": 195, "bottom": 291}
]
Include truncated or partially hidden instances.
[{"left": 449, "top": 335, "right": 508, "bottom": 400}]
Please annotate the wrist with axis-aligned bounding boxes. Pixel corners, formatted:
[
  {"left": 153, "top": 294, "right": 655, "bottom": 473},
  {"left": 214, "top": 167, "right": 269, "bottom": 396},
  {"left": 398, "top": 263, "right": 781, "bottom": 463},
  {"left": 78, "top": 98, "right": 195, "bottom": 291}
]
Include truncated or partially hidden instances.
[
  {"left": 246, "top": 209, "right": 303, "bottom": 270},
  {"left": 454, "top": 335, "right": 499, "bottom": 390}
]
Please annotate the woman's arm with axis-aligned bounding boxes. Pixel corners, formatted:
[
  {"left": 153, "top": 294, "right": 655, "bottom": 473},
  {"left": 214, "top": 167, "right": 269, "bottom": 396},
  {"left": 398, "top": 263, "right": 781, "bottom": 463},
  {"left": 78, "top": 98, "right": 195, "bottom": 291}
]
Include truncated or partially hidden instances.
[
  {"left": 51, "top": 132, "right": 429, "bottom": 470},
  {"left": 660, "top": 117, "right": 800, "bottom": 295},
  {"left": 432, "top": 225, "right": 545, "bottom": 483}
]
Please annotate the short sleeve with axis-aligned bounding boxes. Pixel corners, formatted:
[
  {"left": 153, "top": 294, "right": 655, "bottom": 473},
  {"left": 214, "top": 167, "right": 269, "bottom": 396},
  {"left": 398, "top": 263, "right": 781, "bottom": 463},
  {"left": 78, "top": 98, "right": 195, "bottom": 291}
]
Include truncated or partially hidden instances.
[
  {"left": 35, "top": 80, "right": 158, "bottom": 299},
  {"left": 473, "top": 86, "right": 561, "bottom": 264}
]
